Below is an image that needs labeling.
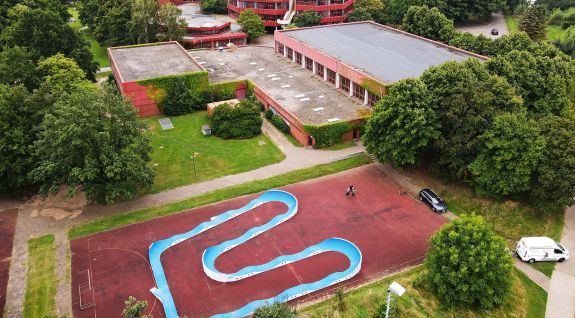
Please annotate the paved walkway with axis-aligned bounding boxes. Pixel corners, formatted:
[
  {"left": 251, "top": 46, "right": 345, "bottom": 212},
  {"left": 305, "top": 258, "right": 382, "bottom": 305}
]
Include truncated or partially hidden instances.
[
  {"left": 546, "top": 206, "right": 575, "bottom": 318},
  {"left": 374, "top": 162, "right": 552, "bottom": 293},
  {"left": 2, "top": 121, "right": 365, "bottom": 317},
  {"left": 457, "top": 12, "right": 509, "bottom": 39}
]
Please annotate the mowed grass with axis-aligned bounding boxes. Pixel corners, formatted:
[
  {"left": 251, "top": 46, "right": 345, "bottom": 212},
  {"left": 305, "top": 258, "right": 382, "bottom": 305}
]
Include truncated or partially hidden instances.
[
  {"left": 69, "top": 154, "right": 371, "bottom": 239},
  {"left": 68, "top": 6, "right": 110, "bottom": 68},
  {"left": 300, "top": 267, "right": 546, "bottom": 318},
  {"left": 505, "top": 15, "right": 566, "bottom": 42},
  {"left": 23, "top": 235, "right": 57, "bottom": 318},
  {"left": 505, "top": 15, "right": 519, "bottom": 33},
  {"left": 144, "top": 112, "right": 285, "bottom": 193}
]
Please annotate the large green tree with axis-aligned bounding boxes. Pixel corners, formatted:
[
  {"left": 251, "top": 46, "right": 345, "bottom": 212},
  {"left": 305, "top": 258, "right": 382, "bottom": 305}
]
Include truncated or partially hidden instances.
[
  {"left": 0, "top": 46, "right": 40, "bottom": 90},
  {"left": 519, "top": 4, "right": 548, "bottom": 41},
  {"left": 93, "top": 0, "right": 134, "bottom": 46},
  {"left": 211, "top": 99, "right": 262, "bottom": 139},
  {"left": 1, "top": 4, "right": 98, "bottom": 80},
  {"left": 363, "top": 78, "right": 440, "bottom": 168},
  {"left": 382, "top": 0, "right": 505, "bottom": 24},
  {"left": 130, "top": 0, "right": 159, "bottom": 44},
  {"left": 293, "top": 10, "right": 322, "bottom": 27},
  {"left": 237, "top": 9, "right": 265, "bottom": 41},
  {"left": 156, "top": 3, "right": 187, "bottom": 42},
  {"left": 201, "top": 0, "right": 228, "bottom": 14},
  {"left": 424, "top": 214, "right": 514, "bottom": 309},
  {"left": 530, "top": 116, "right": 575, "bottom": 211},
  {"left": 30, "top": 85, "right": 155, "bottom": 204},
  {"left": 469, "top": 113, "right": 545, "bottom": 197},
  {"left": 420, "top": 59, "right": 523, "bottom": 181},
  {"left": 349, "top": 0, "right": 385, "bottom": 22},
  {"left": 402, "top": 5, "right": 457, "bottom": 42}
]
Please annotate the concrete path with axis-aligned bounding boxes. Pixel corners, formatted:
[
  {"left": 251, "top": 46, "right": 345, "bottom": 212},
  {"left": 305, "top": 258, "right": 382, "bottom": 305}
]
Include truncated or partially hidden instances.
[
  {"left": 87, "top": 120, "right": 365, "bottom": 215},
  {"left": 97, "top": 66, "right": 111, "bottom": 73},
  {"left": 546, "top": 206, "right": 575, "bottom": 318},
  {"left": 457, "top": 12, "right": 509, "bottom": 39},
  {"left": 374, "top": 162, "right": 552, "bottom": 293}
]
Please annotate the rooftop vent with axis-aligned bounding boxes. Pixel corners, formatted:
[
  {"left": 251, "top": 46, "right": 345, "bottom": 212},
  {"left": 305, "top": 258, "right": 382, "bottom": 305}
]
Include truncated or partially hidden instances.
[{"left": 327, "top": 118, "right": 340, "bottom": 122}]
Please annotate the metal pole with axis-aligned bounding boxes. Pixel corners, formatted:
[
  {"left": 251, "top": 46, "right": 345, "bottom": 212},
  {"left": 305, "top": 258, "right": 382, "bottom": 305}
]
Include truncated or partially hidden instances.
[
  {"left": 385, "top": 288, "right": 392, "bottom": 318},
  {"left": 193, "top": 155, "right": 197, "bottom": 178}
]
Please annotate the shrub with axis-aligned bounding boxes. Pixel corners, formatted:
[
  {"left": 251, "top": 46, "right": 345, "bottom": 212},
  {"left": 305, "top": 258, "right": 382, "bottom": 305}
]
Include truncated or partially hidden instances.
[
  {"left": 264, "top": 108, "right": 274, "bottom": 120},
  {"left": 252, "top": 302, "right": 296, "bottom": 318},
  {"left": 270, "top": 114, "right": 290, "bottom": 133},
  {"left": 163, "top": 79, "right": 205, "bottom": 115},
  {"left": 304, "top": 121, "right": 356, "bottom": 148},
  {"left": 293, "top": 10, "right": 322, "bottom": 27},
  {"left": 423, "top": 214, "right": 514, "bottom": 310},
  {"left": 211, "top": 99, "right": 262, "bottom": 139},
  {"left": 201, "top": 0, "right": 228, "bottom": 14}
]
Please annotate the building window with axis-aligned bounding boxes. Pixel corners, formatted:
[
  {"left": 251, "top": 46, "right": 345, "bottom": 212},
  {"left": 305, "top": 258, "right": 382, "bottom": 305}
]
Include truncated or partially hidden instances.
[
  {"left": 340, "top": 76, "right": 351, "bottom": 93},
  {"left": 287, "top": 47, "right": 293, "bottom": 59},
  {"left": 277, "top": 42, "right": 284, "bottom": 55},
  {"left": 326, "top": 68, "right": 336, "bottom": 84},
  {"left": 367, "top": 91, "right": 381, "bottom": 107},
  {"left": 315, "top": 63, "right": 325, "bottom": 78},
  {"left": 295, "top": 52, "right": 302, "bottom": 64},
  {"left": 353, "top": 82, "right": 365, "bottom": 101},
  {"left": 305, "top": 57, "right": 313, "bottom": 71}
]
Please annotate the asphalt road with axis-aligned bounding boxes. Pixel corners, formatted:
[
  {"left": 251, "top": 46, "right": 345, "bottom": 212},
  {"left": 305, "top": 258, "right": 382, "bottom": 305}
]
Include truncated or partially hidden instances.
[{"left": 456, "top": 12, "right": 509, "bottom": 39}]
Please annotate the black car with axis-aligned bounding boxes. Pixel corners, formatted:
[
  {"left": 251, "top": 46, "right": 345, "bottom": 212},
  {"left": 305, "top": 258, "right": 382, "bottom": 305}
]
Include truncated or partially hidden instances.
[
  {"left": 491, "top": 28, "right": 499, "bottom": 35},
  {"left": 418, "top": 189, "right": 448, "bottom": 213}
]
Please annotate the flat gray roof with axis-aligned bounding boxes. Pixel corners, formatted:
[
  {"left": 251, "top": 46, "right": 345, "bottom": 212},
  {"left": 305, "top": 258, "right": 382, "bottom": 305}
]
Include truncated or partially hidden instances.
[
  {"left": 109, "top": 43, "right": 203, "bottom": 82},
  {"left": 179, "top": 4, "right": 236, "bottom": 29},
  {"left": 281, "top": 22, "right": 485, "bottom": 84}
]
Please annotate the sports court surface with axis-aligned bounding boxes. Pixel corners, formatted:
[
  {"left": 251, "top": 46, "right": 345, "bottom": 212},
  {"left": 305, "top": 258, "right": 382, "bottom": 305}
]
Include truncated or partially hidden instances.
[
  {"left": 70, "top": 165, "right": 446, "bottom": 317},
  {"left": 0, "top": 209, "right": 17, "bottom": 315}
]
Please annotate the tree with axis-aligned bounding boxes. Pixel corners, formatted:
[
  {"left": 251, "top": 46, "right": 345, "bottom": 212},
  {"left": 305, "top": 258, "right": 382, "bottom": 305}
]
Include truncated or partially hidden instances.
[
  {"left": 122, "top": 296, "right": 152, "bottom": 318},
  {"left": 519, "top": 4, "right": 548, "bottom": 41},
  {"left": 530, "top": 116, "right": 575, "bottom": 212},
  {"left": 347, "top": 7, "right": 374, "bottom": 22},
  {"left": 201, "top": 0, "right": 228, "bottom": 14},
  {"left": 486, "top": 49, "right": 575, "bottom": 116},
  {"left": 252, "top": 303, "right": 296, "bottom": 318},
  {"left": 94, "top": 0, "right": 134, "bottom": 46},
  {"left": 30, "top": 85, "right": 155, "bottom": 204},
  {"left": 162, "top": 78, "right": 205, "bottom": 115},
  {"left": 490, "top": 31, "right": 531, "bottom": 56},
  {"left": 237, "top": 9, "right": 265, "bottom": 41},
  {"left": 402, "top": 5, "right": 457, "bottom": 43},
  {"left": 469, "top": 113, "right": 545, "bottom": 197},
  {"left": 36, "top": 54, "right": 92, "bottom": 95},
  {"left": 293, "top": 10, "right": 322, "bottom": 27},
  {"left": 211, "top": 99, "right": 262, "bottom": 139},
  {"left": 156, "top": 3, "right": 187, "bottom": 42},
  {"left": 363, "top": 78, "right": 440, "bottom": 168},
  {"left": 381, "top": 0, "right": 422, "bottom": 26},
  {"left": 424, "top": 214, "right": 513, "bottom": 309},
  {"left": 0, "top": 46, "right": 40, "bottom": 90},
  {"left": 449, "top": 32, "right": 493, "bottom": 56},
  {"left": 1, "top": 4, "right": 98, "bottom": 80},
  {"left": 130, "top": 0, "right": 159, "bottom": 44},
  {"left": 420, "top": 59, "right": 523, "bottom": 181},
  {"left": 555, "top": 25, "right": 575, "bottom": 56}
]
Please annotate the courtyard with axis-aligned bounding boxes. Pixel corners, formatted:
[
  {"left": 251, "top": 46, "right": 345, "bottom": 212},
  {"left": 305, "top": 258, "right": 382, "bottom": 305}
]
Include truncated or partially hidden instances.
[{"left": 70, "top": 165, "right": 446, "bottom": 317}]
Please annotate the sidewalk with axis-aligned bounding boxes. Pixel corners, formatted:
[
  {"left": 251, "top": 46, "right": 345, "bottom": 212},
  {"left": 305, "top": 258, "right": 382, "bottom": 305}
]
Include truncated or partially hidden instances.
[{"left": 546, "top": 206, "right": 575, "bottom": 318}]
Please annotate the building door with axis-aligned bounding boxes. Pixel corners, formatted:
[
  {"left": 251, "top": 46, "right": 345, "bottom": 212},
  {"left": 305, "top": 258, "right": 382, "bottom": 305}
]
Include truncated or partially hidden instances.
[
  {"left": 307, "top": 136, "right": 314, "bottom": 146},
  {"left": 236, "top": 87, "right": 247, "bottom": 99}
]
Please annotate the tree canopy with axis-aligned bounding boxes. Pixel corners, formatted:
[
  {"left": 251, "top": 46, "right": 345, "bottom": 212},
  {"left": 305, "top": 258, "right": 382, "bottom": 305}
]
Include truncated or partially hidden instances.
[
  {"left": 293, "top": 10, "right": 322, "bottom": 27},
  {"left": 402, "top": 5, "right": 457, "bottom": 43},
  {"left": 519, "top": 4, "right": 548, "bottom": 41},
  {"left": 237, "top": 9, "right": 265, "bottom": 41}
]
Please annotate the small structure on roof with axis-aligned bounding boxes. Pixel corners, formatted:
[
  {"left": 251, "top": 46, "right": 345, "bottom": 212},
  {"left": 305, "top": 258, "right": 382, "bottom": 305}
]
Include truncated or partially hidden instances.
[{"left": 207, "top": 99, "right": 240, "bottom": 117}]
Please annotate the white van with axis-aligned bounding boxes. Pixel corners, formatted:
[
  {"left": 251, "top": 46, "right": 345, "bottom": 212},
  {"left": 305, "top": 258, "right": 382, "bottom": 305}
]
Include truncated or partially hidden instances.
[{"left": 516, "top": 237, "right": 570, "bottom": 263}]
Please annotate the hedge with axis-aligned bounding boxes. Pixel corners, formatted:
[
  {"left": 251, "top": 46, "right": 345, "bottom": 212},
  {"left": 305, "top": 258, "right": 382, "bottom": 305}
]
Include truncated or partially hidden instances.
[
  {"left": 270, "top": 114, "right": 290, "bottom": 133},
  {"left": 137, "top": 71, "right": 210, "bottom": 106},
  {"left": 303, "top": 121, "right": 360, "bottom": 148}
]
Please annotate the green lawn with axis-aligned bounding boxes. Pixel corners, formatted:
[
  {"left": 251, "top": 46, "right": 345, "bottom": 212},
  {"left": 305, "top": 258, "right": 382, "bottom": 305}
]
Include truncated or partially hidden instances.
[
  {"left": 68, "top": 6, "right": 110, "bottom": 68},
  {"left": 69, "top": 154, "right": 371, "bottom": 239},
  {"left": 144, "top": 112, "right": 285, "bottom": 193},
  {"left": 505, "top": 15, "right": 566, "bottom": 42},
  {"left": 323, "top": 141, "right": 356, "bottom": 151},
  {"left": 301, "top": 267, "right": 546, "bottom": 318},
  {"left": 23, "top": 235, "right": 57, "bottom": 318}
]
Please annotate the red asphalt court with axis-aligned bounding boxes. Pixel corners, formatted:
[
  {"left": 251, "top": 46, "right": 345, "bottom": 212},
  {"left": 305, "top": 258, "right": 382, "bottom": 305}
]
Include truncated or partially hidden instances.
[
  {"left": 0, "top": 209, "right": 17, "bottom": 315},
  {"left": 70, "top": 165, "right": 447, "bottom": 318}
]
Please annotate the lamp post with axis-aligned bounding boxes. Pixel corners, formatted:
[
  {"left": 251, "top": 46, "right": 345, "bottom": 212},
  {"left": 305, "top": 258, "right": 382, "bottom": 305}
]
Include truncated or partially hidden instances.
[
  {"left": 385, "top": 282, "right": 406, "bottom": 318},
  {"left": 191, "top": 152, "right": 199, "bottom": 178}
]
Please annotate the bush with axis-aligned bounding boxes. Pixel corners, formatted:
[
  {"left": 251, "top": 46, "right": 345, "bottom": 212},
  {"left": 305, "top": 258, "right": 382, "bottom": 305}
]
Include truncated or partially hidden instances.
[
  {"left": 201, "top": 0, "right": 228, "bottom": 14},
  {"left": 293, "top": 10, "right": 322, "bottom": 27},
  {"left": 211, "top": 99, "right": 262, "bottom": 139},
  {"left": 423, "top": 214, "right": 514, "bottom": 310},
  {"left": 264, "top": 108, "right": 274, "bottom": 120},
  {"left": 252, "top": 302, "right": 296, "bottom": 318},
  {"left": 162, "top": 78, "right": 206, "bottom": 115},
  {"left": 304, "top": 121, "right": 355, "bottom": 148},
  {"left": 270, "top": 114, "right": 290, "bottom": 133}
]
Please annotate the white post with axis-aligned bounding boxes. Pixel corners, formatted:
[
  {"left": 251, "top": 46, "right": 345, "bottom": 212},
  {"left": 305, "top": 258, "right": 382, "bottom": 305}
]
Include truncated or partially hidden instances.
[
  {"left": 301, "top": 55, "right": 306, "bottom": 68},
  {"left": 283, "top": 46, "right": 287, "bottom": 58},
  {"left": 292, "top": 51, "right": 296, "bottom": 63},
  {"left": 364, "top": 89, "right": 369, "bottom": 105},
  {"left": 349, "top": 81, "right": 353, "bottom": 97},
  {"left": 385, "top": 289, "right": 392, "bottom": 318},
  {"left": 335, "top": 73, "right": 340, "bottom": 88},
  {"left": 323, "top": 68, "right": 328, "bottom": 81},
  {"left": 312, "top": 61, "right": 317, "bottom": 75}
]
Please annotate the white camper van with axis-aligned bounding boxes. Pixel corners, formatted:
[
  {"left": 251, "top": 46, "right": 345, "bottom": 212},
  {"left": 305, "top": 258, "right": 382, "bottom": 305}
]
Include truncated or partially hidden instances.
[{"left": 516, "top": 237, "right": 569, "bottom": 263}]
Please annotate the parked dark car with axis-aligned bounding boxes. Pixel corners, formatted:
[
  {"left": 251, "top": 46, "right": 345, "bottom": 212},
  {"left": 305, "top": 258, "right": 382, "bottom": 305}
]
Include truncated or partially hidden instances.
[
  {"left": 418, "top": 189, "right": 448, "bottom": 213},
  {"left": 491, "top": 28, "right": 499, "bottom": 35}
]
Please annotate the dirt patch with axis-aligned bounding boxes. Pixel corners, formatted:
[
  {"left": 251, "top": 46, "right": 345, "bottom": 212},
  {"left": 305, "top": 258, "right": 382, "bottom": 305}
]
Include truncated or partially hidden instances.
[{"left": 22, "top": 186, "right": 86, "bottom": 221}]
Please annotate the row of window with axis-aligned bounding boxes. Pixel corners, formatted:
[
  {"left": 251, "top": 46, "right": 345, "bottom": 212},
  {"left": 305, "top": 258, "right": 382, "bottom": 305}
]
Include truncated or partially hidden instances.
[{"left": 277, "top": 42, "right": 381, "bottom": 107}]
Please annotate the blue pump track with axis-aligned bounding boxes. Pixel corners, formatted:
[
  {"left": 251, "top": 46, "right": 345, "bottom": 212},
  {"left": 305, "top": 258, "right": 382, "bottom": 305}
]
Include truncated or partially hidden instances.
[{"left": 148, "top": 190, "right": 362, "bottom": 318}]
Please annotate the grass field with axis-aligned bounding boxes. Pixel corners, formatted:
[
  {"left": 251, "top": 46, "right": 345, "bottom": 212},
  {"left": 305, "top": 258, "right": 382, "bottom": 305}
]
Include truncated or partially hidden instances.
[
  {"left": 301, "top": 266, "right": 546, "bottom": 318},
  {"left": 68, "top": 6, "right": 110, "bottom": 68},
  {"left": 69, "top": 154, "right": 371, "bottom": 239},
  {"left": 144, "top": 112, "right": 285, "bottom": 193},
  {"left": 23, "top": 235, "right": 57, "bottom": 318},
  {"left": 505, "top": 15, "right": 566, "bottom": 42}
]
